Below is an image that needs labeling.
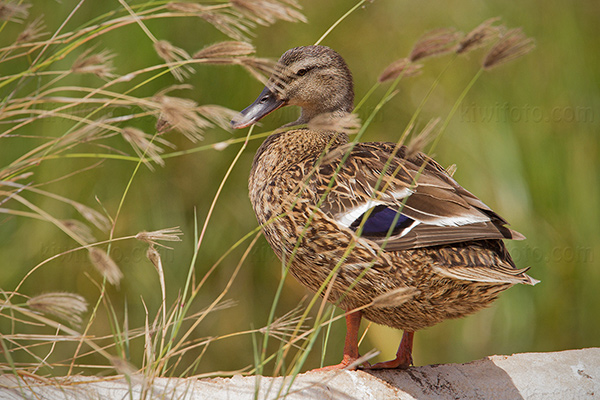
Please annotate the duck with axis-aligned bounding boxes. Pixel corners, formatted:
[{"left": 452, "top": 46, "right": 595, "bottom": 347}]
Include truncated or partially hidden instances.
[{"left": 231, "top": 45, "right": 538, "bottom": 370}]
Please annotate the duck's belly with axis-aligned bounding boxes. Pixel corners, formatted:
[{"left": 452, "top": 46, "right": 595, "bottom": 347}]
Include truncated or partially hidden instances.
[
  {"left": 288, "top": 247, "right": 512, "bottom": 331},
  {"left": 359, "top": 275, "right": 512, "bottom": 331}
]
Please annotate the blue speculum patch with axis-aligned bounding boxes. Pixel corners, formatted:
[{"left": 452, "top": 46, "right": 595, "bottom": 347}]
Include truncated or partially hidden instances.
[{"left": 351, "top": 205, "right": 414, "bottom": 235}]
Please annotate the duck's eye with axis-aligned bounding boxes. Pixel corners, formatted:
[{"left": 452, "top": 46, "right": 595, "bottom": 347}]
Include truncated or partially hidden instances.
[{"left": 296, "top": 68, "right": 308, "bottom": 76}]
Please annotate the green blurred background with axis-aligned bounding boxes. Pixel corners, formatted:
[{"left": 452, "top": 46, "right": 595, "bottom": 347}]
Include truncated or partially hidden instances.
[{"left": 1, "top": 0, "right": 598, "bottom": 375}]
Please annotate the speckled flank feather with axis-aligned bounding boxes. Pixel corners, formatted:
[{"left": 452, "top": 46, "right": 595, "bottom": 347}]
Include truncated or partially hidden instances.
[{"left": 234, "top": 45, "right": 537, "bottom": 368}]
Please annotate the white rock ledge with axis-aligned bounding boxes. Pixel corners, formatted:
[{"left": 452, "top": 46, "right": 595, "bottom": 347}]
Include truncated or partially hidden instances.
[{"left": 0, "top": 348, "right": 598, "bottom": 400}]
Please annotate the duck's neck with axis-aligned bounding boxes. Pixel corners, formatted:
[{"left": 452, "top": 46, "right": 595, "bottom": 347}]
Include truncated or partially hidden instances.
[
  {"left": 295, "top": 109, "right": 351, "bottom": 126},
  {"left": 290, "top": 96, "right": 354, "bottom": 127}
]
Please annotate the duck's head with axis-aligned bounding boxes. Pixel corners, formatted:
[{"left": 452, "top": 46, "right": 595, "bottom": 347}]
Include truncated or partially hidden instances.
[{"left": 231, "top": 45, "right": 354, "bottom": 129}]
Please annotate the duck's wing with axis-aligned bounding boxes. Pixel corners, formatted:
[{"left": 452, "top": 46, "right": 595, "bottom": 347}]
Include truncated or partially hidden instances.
[{"left": 314, "top": 142, "right": 524, "bottom": 251}]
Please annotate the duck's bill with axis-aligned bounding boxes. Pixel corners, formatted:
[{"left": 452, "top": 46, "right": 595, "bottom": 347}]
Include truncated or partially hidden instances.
[{"left": 231, "top": 87, "right": 285, "bottom": 129}]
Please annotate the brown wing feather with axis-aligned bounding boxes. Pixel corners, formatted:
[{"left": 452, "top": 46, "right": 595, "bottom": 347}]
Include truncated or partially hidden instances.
[
  {"left": 315, "top": 142, "right": 523, "bottom": 250},
  {"left": 377, "top": 221, "right": 523, "bottom": 251}
]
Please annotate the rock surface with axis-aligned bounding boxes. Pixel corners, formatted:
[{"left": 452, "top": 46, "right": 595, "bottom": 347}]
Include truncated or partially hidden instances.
[{"left": 0, "top": 348, "right": 598, "bottom": 399}]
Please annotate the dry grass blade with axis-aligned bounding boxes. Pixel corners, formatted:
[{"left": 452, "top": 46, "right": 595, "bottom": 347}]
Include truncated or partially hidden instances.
[
  {"left": 27, "top": 292, "right": 88, "bottom": 325},
  {"left": 231, "top": 0, "right": 306, "bottom": 26},
  {"left": 483, "top": 27, "right": 536, "bottom": 69},
  {"left": 71, "top": 49, "right": 115, "bottom": 78},
  {"left": 371, "top": 287, "right": 420, "bottom": 308},
  {"left": 2, "top": 172, "right": 33, "bottom": 184},
  {"left": 154, "top": 40, "right": 194, "bottom": 81},
  {"left": 307, "top": 112, "right": 361, "bottom": 135},
  {"left": 54, "top": 122, "right": 112, "bottom": 149},
  {"left": 88, "top": 247, "right": 123, "bottom": 286},
  {"left": 109, "top": 356, "right": 138, "bottom": 376},
  {"left": 0, "top": 0, "right": 30, "bottom": 23},
  {"left": 457, "top": 17, "right": 504, "bottom": 54},
  {"left": 378, "top": 58, "right": 423, "bottom": 83},
  {"left": 193, "top": 41, "right": 255, "bottom": 59},
  {"left": 165, "top": 2, "right": 207, "bottom": 13},
  {"left": 410, "top": 27, "right": 462, "bottom": 62}
]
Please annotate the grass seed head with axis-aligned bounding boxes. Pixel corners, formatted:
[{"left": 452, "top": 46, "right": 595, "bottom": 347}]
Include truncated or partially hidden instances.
[
  {"left": 259, "top": 305, "right": 307, "bottom": 345},
  {"left": 16, "top": 15, "right": 46, "bottom": 43},
  {"left": 61, "top": 219, "right": 96, "bottom": 243},
  {"left": 197, "top": 104, "right": 239, "bottom": 131},
  {"left": 154, "top": 40, "right": 194, "bottom": 81},
  {"left": 136, "top": 227, "right": 183, "bottom": 248},
  {"left": 88, "top": 248, "right": 123, "bottom": 286},
  {"left": 231, "top": 0, "right": 306, "bottom": 26},
  {"left": 152, "top": 91, "right": 213, "bottom": 142},
  {"left": 406, "top": 117, "right": 440, "bottom": 158},
  {"left": 73, "top": 202, "right": 110, "bottom": 232},
  {"left": 483, "top": 27, "right": 535, "bottom": 69},
  {"left": 71, "top": 49, "right": 115, "bottom": 78},
  {"left": 196, "top": 8, "right": 255, "bottom": 42},
  {"left": 410, "top": 27, "right": 462, "bottom": 62},
  {"left": 121, "top": 127, "right": 166, "bottom": 168},
  {"left": 446, "top": 163, "right": 457, "bottom": 177},
  {"left": 193, "top": 41, "right": 255, "bottom": 59},
  {"left": 457, "top": 17, "right": 504, "bottom": 54},
  {"left": 378, "top": 58, "right": 423, "bottom": 83},
  {"left": 0, "top": 1, "right": 30, "bottom": 23},
  {"left": 240, "top": 57, "right": 277, "bottom": 84},
  {"left": 145, "top": 245, "right": 163, "bottom": 275},
  {"left": 27, "top": 292, "right": 88, "bottom": 325}
]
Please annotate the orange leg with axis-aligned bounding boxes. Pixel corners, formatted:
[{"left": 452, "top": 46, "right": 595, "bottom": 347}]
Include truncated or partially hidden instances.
[
  {"left": 369, "top": 330, "right": 414, "bottom": 369},
  {"left": 312, "top": 309, "right": 368, "bottom": 371}
]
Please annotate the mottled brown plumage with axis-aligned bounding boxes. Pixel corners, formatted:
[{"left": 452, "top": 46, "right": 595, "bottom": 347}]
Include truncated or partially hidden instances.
[{"left": 232, "top": 45, "right": 538, "bottom": 370}]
